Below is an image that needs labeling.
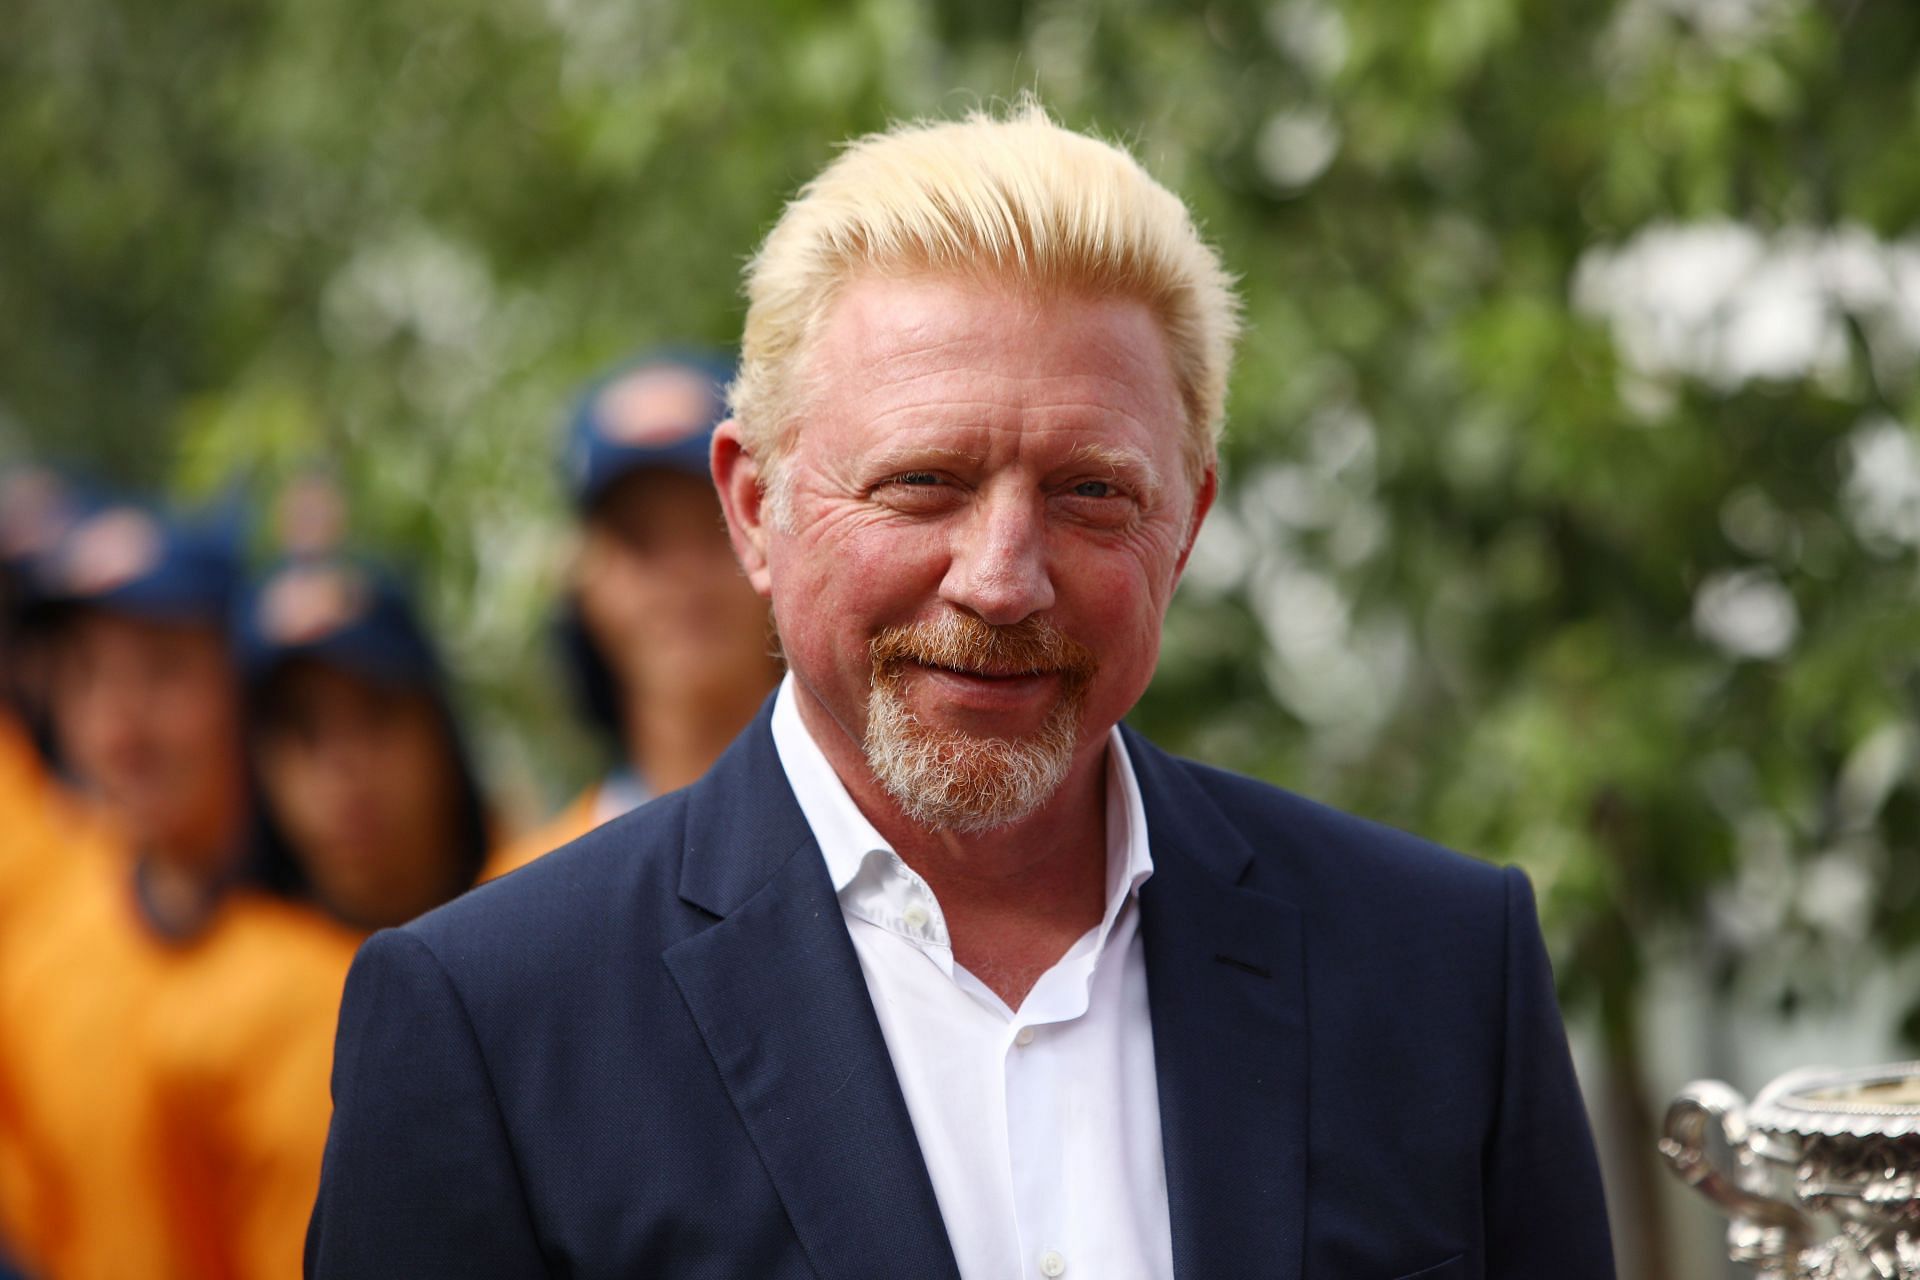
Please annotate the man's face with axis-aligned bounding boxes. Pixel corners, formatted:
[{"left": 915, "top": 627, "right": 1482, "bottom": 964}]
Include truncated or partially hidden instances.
[
  {"left": 740, "top": 273, "right": 1213, "bottom": 827},
  {"left": 255, "top": 660, "right": 462, "bottom": 930},
  {"left": 51, "top": 610, "right": 244, "bottom": 861},
  {"left": 574, "top": 468, "right": 774, "bottom": 710}
]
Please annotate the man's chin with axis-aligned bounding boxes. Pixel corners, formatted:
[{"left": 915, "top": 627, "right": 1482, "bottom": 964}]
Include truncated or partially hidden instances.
[{"left": 863, "top": 681, "right": 1083, "bottom": 834}]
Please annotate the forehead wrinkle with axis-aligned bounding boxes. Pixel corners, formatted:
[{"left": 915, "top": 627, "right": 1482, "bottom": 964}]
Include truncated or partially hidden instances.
[
  {"left": 845, "top": 308, "right": 1171, "bottom": 396},
  {"left": 863, "top": 327, "right": 981, "bottom": 367},
  {"left": 858, "top": 354, "right": 1168, "bottom": 398},
  {"left": 835, "top": 308, "right": 983, "bottom": 382},
  {"left": 852, "top": 395, "right": 1171, "bottom": 459}
]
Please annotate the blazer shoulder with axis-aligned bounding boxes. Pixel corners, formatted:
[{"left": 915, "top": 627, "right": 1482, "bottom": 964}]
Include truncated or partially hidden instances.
[
  {"left": 1154, "top": 745, "right": 1512, "bottom": 907},
  {"left": 400, "top": 788, "right": 694, "bottom": 972}
]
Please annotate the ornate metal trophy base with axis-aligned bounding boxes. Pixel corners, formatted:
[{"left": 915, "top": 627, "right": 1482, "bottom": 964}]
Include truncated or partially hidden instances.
[{"left": 1662, "top": 1062, "right": 1920, "bottom": 1279}]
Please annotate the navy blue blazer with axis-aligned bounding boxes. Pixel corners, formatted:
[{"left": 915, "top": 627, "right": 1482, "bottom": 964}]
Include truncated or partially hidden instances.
[{"left": 308, "top": 708, "right": 1614, "bottom": 1279}]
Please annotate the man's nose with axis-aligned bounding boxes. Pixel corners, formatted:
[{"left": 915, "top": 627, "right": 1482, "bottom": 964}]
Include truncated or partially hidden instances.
[{"left": 938, "top": 491, "right": 1055, "bottom": 625}]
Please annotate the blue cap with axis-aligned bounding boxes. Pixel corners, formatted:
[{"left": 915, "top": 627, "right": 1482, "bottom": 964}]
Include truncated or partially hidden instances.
[
  {"left": 235, "top": 555, "right": 442, "bottom": 692},
  {"left": 33, "top": 497, "right": 241, "bottom": 625},
  {"left": 564, "top": 347, "right": 734, "bottom": 513}
]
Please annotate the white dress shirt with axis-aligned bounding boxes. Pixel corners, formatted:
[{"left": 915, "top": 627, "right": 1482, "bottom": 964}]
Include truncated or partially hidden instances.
[{"left": 770, "top": 675, "right": 1175, "bottom": 1280}]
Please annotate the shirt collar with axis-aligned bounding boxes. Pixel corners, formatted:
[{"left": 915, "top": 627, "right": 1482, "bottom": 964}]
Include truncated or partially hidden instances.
[
  {"left": 770, "top": 675, "right": 892, "bottom": 895},
  {"left": 768, "top": 672, "right": 1154, "bottom": 923}
]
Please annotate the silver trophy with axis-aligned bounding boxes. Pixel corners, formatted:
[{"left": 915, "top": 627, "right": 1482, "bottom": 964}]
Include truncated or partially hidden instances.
[{"left": 1661, "top": 1061, "right": 1920, "bottom": 1278}]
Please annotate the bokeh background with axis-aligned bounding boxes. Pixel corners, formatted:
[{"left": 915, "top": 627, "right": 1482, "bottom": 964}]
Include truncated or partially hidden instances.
[{"left": 6, "top": 0, "right": 1920, "bottom": 1272}]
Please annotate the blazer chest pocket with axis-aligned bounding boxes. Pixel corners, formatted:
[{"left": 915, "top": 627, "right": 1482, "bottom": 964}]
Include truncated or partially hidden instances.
[{"left": 1391, "top": 1255, "right": 1466, "bottom": 1280}]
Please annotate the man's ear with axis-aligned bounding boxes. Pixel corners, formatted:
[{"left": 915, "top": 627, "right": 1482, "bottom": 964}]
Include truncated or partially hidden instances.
[
  {"left": 711, "top": 420, "right": 775, "bottom": 598},
  {"left": 1170, "top": 463, "right": 1218, "bottom": 584}
]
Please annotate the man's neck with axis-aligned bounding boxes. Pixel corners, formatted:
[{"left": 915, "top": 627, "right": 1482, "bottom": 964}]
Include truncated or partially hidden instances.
[{"left": 795, "top": 686, "right": 1111, "bottom": 1009}]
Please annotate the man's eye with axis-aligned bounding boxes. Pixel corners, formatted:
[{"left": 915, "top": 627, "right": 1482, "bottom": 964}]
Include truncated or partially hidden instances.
[
  {"left": 1071, "top": 480, "right": 1117, "bottom": 498},
  {"left": 873, "top": 473, "right": 958, "bottom": 510}
]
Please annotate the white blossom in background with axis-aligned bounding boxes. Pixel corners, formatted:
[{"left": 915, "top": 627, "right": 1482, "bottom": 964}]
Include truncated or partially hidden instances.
[
  {"left": 1603, "top": 0, "right": 1804, "bottom": 62},
  {"left": 1263, "top": 0, "right": 1349, "bottom": 81},
  {"left": 1692, "top": 566, "right": 1798, "bottom": 659},
  {"left": 1217, "top": 404, "right": 1405, "bottom": 742},
  {"left": 1252, "top": 559, "right": 1411, "bottom": 736},
  {"left": 1709, "top": 812, "right": 1796, "bottom": 951},
  {"left": 1573, "top": 221, "right": 1920, "bottom": 393},
  {"left": 1834, "top": 721, "right": 1915, "bottom": 833},
  {"left": 321, "top": 227, "right": 495, "bottom": 354},
  {"left": 1843, "top": 417, "right": 1920, "bottom": 554},
  {"left": 1797, "top": 846, "right": 1878, "bottom": 944},
  {"left": 1661, "top": 0, "right": 1797, "bottom": 39},
  {"left": 540, "top": 0, "right": 667, "bottom": 89},
  {"left": 1181, "top": 502, "right": 1255, "bottom": 598},
  {"left": 1254, "top": 107, "right": 1340, "bottom": 194}
]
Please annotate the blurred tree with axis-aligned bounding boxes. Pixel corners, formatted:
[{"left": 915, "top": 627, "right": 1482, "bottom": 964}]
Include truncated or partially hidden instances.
[{"left": 5, "top": 0, "right": 1920, "bottom": 1271}]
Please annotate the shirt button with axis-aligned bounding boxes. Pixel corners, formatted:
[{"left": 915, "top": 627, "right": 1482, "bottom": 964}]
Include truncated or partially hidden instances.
[
  {"left": 1015, "top": 1026, "right": 1037, "bottom": 1047},
  {"left": 903, "top": 902, "right": 929, "bottom": 930},
  {"left": 1039, "top": 1250, "right": 1067, "bottom": 1277}
]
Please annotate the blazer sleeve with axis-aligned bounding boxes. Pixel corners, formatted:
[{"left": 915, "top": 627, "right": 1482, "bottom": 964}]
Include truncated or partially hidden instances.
[
  {"left": 306, "top": 929, "right": 549, "bottom": 1279},
  {"left": 1483, "top": 867, "right": 1616, "bottom": 1279}
]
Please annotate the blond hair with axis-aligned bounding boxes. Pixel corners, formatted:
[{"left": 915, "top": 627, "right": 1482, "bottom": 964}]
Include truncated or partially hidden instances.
[{"left": 730, "top": 101, "right": 1241, "bottom": 503}]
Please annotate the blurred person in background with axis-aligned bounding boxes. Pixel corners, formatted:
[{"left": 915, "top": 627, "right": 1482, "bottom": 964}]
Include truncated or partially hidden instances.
[
  {"left": 242, "top": 552, "right": 491, "bottom": 931},
  {"left": 0, "top": 463, "right": 87, "bottom": 1280},
  {"left": 133, "top": 551, "right": 493, "bottom": 1280},
  {"left": 0, "top": 464, "right": 87, "bottom": 918},
  {"left": 486, "top": 349, "right": 782, "bottom": 878},
  {"left": 31, "top": 501, "right": 250, "bottom": 923},
  {"left": 0, "top": 496, "right": 264, "bottom": 1277},
  {"left": 0, "top": 465, "right": 74, "bottom": 769}
]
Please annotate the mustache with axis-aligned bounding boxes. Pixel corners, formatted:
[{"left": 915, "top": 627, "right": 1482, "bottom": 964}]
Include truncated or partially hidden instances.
[{"left": 869, "top": 613, "right": 1098, "bottom": 686}]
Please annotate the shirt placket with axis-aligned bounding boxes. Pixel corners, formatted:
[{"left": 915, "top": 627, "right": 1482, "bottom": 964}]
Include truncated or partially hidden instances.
[{"left": 1001, "top": 942, "right": 1101, "bottom": 1280}]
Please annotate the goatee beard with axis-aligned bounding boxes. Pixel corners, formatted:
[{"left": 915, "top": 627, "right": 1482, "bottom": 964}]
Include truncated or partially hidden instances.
[{"left": 863, "top": 613, "right": 1098, "bottom": 834}]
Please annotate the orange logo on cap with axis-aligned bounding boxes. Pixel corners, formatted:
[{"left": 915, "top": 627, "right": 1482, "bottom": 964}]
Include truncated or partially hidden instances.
[
  {"left": 594, "top": 366, "right": 720, "bottom": 447},
  {"left": 61, "top": 508, "right": 163, "bottom": 596},
  {"left": 259, "top": 563, "right": 371, "bottom": 646}
]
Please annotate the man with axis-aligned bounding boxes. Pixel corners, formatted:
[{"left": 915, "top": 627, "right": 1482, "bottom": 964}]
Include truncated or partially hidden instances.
[
  {"left": 310, "top": 106, "right": 1614, "bottom": 1278},
  {"left": 484, "top": 348, "right": 782, "bottom": 878}
]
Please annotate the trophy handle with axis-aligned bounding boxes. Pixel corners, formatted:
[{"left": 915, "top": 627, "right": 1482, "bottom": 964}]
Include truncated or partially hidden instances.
[{"left": 1659, "top": 1080, "right": 1814, "bottom": 1247}]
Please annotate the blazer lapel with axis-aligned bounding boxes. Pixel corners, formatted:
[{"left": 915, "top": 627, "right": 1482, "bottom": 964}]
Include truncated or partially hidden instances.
[
  {"left": 1128, "top": 729, "right": 1308, "bottom": 1280},
  {"left": 663, "top": 710, "right": 961, "bottom": 1280}
]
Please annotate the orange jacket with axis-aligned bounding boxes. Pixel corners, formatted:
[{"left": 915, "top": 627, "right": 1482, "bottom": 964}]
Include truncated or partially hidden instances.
[
  {"left": 146, "top": 898, "right": 359, "bottom": 1280},
  {"left": 0, "top": 838, "right": 196, "bottom": 1279},
  {"left": 0, "top": 710, "right": 82, "bottom": 927},
  {"left": 0, "top": 838, "right": 358, "bottom": 1280},
  {"left": 0, "top": 728, "right": 115, "bottom": 1278}
]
